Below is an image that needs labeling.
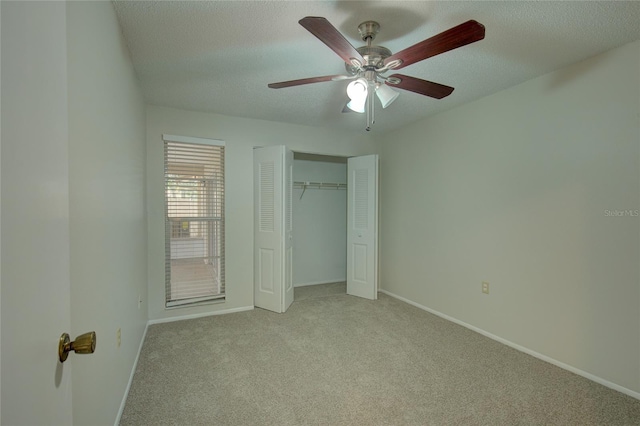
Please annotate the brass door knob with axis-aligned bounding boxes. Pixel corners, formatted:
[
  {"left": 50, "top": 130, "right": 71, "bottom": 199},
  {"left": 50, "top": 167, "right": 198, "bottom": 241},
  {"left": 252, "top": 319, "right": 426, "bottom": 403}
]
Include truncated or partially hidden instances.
[{"left": 58, "top": 331, "right": 96, "bottom": 363}]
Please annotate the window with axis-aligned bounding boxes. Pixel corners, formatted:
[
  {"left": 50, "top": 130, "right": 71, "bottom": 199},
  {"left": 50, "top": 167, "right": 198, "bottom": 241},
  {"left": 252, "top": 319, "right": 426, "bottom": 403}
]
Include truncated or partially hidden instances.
[{"left": 163, "top": 134, "right": 225, "bottom": 307}]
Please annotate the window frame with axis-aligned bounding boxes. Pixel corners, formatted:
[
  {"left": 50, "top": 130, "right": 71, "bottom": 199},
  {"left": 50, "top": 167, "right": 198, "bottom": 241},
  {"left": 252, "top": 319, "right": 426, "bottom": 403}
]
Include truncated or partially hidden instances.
[{"left": 163, "top": 134, "right": 226, "bottom": 308}]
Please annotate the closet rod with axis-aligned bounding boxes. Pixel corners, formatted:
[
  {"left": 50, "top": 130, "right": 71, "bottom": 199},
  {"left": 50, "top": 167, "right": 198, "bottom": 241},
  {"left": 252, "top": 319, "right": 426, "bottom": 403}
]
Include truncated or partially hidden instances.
[{"left": 293, "top": 181, "right": 347, "bottom": 199}]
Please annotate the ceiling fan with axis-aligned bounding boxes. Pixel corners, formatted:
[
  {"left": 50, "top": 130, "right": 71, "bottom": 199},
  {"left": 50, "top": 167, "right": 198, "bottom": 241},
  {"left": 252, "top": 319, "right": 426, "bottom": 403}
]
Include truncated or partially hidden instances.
[{"left": 268, "top": 17, "right": 485, "bottom": 131}]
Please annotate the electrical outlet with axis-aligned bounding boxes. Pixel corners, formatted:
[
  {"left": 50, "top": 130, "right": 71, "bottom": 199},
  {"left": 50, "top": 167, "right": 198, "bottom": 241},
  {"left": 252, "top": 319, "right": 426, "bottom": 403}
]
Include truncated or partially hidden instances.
[
  {"left": 117, "top": 328, "right": 121, "bottom": 348},
  {"left": 482, "top": 281, "right": 490, "bottom": 294}
]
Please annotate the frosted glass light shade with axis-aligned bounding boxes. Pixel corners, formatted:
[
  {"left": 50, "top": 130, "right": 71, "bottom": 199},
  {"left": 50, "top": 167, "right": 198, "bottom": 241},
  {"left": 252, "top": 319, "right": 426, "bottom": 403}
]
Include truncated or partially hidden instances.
[
  {"left": 376, "top": 84, "right": 400, "bottom": 108},
  {"left": 347, "top": 99, "right": 366, "bottom": 113},
  {"left": 347, "top": 79, "right": 368, "bottom": 102}
]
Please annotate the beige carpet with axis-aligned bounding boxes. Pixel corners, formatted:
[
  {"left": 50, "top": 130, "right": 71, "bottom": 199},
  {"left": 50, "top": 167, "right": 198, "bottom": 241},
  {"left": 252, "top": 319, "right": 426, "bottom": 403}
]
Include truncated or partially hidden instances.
[
  {"left": 121, "top": 287, "right": 640, "bottom": 425},
  {"left": 294, "top": 281, "right": 346, "bottom": 301}
]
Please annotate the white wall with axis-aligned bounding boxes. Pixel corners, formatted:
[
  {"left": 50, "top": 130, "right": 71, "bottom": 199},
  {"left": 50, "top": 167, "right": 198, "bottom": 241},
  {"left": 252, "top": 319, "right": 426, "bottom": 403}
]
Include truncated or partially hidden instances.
[
  {"left": 377, "top": 40, "right": 640, "bottom": 395},
  {"left": 293, "top": 159, "right": 347, "bottom": 286},
  {"left": 1, "top": 2, "right": 73, "bottom": 424},
  {"left": 66, "top": 2, "right": 147, "bottom": 424},
  {"left": 1, "top": 2, "right": 3, "bottom": 418},
  {"left": 147, "top": 105, "right": 376, "bottom": 320}
]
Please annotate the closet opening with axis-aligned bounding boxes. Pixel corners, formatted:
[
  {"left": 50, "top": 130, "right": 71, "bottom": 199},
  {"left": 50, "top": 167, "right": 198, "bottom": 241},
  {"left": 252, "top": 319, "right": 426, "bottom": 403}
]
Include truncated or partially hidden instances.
[
  {"left": 292, "top": 152, "right": 348, "bottom": 302},
  {"left": 254, "top": 145, "right": 377, "bottom": 312}
]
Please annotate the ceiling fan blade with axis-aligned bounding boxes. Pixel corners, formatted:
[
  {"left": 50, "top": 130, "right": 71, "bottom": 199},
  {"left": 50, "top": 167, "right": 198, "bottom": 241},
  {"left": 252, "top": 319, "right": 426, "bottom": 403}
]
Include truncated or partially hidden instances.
[
  {"left": 387, "top": 74, "right": 454, "bottom": 99},
  {"left": 299, "top": 17, "right": 365, "bottom": 65},
  {"left": 268, "top": 75, "right": 347, "bottom": 89},
  {"left": 384, "top": 20, "right": 485, "bottom": 70}
]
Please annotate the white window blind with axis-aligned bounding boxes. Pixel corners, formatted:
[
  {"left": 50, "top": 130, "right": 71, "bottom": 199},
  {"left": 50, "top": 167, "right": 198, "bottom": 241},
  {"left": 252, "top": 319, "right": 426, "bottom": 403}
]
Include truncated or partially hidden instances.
[{"left": 163, "top": 135, "right": 225, "bottom": 307}]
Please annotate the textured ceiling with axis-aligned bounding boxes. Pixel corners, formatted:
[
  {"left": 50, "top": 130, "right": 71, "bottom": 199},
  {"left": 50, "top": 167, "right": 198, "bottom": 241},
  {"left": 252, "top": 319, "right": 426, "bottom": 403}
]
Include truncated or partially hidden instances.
[{"left": 113, "top": 1, "right": 640, "bottom": 134}]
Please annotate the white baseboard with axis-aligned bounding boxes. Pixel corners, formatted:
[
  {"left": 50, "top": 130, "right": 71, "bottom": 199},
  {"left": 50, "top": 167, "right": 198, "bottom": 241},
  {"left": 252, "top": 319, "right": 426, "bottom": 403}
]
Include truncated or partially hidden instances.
[
  {"left": 294, "top": 279, "right": 346, "bottom": 288},
  {"left": 147, "top": 305, "right": 254, "bottom": 325},
  {"left": 378, "top": 289, "right": 640, "bottom": 401},
  {"left": 115, "top": 321, "right": 149, "bottom": 426}
]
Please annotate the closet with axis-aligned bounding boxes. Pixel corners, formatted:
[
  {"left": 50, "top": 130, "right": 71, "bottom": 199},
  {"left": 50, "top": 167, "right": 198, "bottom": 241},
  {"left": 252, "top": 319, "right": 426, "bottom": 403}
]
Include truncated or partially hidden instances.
[
  {"left": 253, "top": 145, "right": 378, "bottom": 313},
  {"left": 292, "top": 152, "right": 348, "bottom": 291}
]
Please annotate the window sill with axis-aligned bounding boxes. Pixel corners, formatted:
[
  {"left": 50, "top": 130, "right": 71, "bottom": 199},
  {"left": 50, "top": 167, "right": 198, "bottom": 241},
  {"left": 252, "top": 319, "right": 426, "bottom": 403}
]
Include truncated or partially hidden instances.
[{"left": 165, "top": 296, "right": 226, "bottom": 310}]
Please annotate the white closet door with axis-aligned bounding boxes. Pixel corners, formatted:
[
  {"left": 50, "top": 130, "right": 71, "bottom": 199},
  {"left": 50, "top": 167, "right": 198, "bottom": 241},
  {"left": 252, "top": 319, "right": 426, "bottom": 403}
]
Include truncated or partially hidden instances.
[
  {"left": 347, "top": 154, "right": 379, "bottom": 300},
  {"left": 253, "top": 145, "right": 293, "bottom": 313},
  {"left": 283, "top": 149, "right": 294, "bottom": 311}
]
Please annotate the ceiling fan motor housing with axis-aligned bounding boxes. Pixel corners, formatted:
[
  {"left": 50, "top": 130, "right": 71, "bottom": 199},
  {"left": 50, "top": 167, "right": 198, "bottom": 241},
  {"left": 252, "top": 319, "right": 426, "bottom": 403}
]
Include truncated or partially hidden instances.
[
  {"left": 358, "top": 20, "right": 380, "bottom": 40},
  {"left": 345, "top": 45, "right": 392, "bottom": 74},
  {"left": 344, "top": 21, "right": 392, "bottom": 75}
]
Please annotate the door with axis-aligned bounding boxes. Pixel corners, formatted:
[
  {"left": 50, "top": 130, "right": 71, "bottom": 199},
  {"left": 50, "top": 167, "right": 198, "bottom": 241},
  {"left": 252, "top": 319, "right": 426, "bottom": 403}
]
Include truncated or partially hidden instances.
[
  {"left": 253, "top": 146, "right": 293, "bottom": 313},
  {"left": 347, "top": 155, "right": 379, "bottom": 300},
  {"left": 283, "top": 149, "right": 294, "bottom": 311},
  {"left": 1, "top": 2, "right": 74, "bottom": 424}
]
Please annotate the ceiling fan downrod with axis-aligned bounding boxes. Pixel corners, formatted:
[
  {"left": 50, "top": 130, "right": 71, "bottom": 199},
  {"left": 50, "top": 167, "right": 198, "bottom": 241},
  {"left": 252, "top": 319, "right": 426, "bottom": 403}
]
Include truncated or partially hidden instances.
[{"left": 355, "top": 21, "right": 387, "bottom": 131}]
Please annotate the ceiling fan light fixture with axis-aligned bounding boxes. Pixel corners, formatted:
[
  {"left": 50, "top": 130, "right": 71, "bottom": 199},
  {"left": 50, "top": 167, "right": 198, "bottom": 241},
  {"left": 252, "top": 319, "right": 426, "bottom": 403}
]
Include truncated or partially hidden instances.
[
  {"left": 346, "top": 78, "right": 368, "bottom": 102},
  {"left": 347, "top": 99, "right": 366, "bottom": 113},
  {"left": 376, "top": 84, "right": 400, "bottom": 108}
]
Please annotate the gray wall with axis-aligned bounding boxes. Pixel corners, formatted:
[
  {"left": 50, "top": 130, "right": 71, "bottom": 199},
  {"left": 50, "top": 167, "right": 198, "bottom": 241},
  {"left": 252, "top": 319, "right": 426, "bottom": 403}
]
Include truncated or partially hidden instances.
[
  {"left": 67, "top": 2, "right": 148, "bottom": 424},
  {"left": 377, "top": 40, "right": 640, "bottom": 395},
  {"left": 146, "top": 105, "right": 377, "bottom": 321},
  {"left": 293, "top": 159, "right": 347, "bottom": 286}
]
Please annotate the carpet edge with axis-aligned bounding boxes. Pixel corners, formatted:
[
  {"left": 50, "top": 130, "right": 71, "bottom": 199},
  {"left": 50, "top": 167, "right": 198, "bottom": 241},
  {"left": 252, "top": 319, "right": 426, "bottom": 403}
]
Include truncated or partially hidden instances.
[
  {"left": 147, "top": 305, "right": 255, "bottom": 325},
  {"left": 378, "top": 289, "right": 640, "bottom": 401},
  {"left": 115, "top": 321, "right": 149, "bottom": 426}
]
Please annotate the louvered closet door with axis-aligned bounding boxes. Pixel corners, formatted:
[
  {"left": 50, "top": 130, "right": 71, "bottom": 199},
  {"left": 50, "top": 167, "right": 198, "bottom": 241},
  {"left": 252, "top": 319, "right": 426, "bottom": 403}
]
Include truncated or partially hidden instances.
[
  {"left": 347, "top": 154, "right": 379, "bottom": 300},
  {"left": 254, "top": 145, "right": 292, "bottom": 313},
  {"left": 283, "top": 148, "right": 294, "bottom": 312}
]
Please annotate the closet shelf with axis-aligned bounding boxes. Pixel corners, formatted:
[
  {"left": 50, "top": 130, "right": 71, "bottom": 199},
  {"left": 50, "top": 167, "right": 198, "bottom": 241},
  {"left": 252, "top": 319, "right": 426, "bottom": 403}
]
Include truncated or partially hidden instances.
[{"left": 294, "top": 181, "right": 347, "bottom": 199}]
